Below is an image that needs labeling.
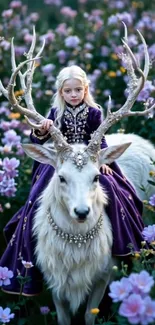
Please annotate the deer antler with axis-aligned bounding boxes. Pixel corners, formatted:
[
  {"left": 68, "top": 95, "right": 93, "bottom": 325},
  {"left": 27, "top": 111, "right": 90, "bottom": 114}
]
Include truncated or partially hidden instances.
[
  {"left": 0, "top": 27, "right": 72, "bottom": 154},
  {"left": 87, "top": 23, "right": 154, "bottom": 156}
]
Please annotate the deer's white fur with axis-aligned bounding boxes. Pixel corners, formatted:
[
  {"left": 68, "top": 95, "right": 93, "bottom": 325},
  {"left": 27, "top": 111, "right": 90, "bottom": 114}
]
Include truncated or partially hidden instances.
[
  {"left": 23, "top": 133, "right": 155, "bottom": 325},
  {"left": 106, "top": 133, "right": 155, "bottom": 200}
]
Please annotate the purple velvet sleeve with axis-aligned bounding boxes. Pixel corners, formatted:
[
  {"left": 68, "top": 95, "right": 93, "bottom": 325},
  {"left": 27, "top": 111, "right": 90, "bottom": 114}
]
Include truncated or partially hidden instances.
[{"left": 30, "top": 108, "right": 55, "bottom": 144}]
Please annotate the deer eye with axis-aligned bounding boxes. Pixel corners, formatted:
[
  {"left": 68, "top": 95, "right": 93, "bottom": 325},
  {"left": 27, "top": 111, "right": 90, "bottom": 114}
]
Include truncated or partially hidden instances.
[
  {"left": 93, "top": 175, "right": 100, "bottom": 183},
  {"left": 59, "top": 176, "right": 66, "bottom": 184}
]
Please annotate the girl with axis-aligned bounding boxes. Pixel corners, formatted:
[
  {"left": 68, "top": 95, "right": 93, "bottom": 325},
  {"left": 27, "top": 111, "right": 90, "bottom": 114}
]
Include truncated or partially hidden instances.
[{"left": 0, "top": 65, "right": 144, "bottom": 296}]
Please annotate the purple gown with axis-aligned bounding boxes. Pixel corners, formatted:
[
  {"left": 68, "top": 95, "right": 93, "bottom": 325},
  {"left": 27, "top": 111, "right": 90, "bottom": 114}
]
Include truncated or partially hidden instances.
[{"left": 0, "top": 103, "right": 145, "bottom": 296}]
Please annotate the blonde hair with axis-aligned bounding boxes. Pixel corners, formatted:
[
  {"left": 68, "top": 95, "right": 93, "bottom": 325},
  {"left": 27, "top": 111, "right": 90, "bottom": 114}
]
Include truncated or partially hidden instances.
[{"left": 49, "top": 65, "right": 100, "bottom": 128}]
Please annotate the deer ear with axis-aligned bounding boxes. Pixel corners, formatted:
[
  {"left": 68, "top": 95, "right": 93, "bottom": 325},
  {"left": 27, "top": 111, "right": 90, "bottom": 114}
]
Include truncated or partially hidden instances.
[
  {"left": 22, "top": 143, "right": 57, "bottom": 167},
  {"left": 98, "top": 142, "right": 132, "bottom": 166}
]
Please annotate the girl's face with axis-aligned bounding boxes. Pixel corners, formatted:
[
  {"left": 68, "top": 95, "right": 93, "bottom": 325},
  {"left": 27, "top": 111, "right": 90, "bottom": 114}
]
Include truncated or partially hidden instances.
[{"left": 61, "top": 78, "right": 87, "bottom": 106}]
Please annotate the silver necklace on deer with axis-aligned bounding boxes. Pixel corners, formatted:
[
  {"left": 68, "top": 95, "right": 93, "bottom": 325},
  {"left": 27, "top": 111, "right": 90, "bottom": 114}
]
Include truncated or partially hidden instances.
[{"left": 47, "top": 210, "right": 103, "bottom": 248}]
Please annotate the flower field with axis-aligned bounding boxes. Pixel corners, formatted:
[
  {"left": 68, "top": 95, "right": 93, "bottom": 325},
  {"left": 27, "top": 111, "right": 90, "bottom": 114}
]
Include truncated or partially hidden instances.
[{"left": 0, "top": 0, "right": 155, "bottom": 324}]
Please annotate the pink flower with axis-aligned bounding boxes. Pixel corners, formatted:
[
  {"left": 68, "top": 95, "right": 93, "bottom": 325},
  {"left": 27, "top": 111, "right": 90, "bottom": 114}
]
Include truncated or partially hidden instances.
[
  {"left": 129, "top": 270, "right": 154, "bottom": 295},
  {"left": 109, "top": 277, "right": 132, "bottom": 302},
  {"left": 60, "top": 6, "right": 77, "bottom": 18},
  {"left": 0, "top": 307, "right": 14, "bottom": 323},
  {"left": 10, "top": 1, "right": 22, "bottom": 8},
  {"left": 2, "top": 9, "right": 13, "bottom": 18},
  {"left": 29, "top": 12, "right": 39, "bottom": 22},
  {"left": 40, "top": 31, "right": 55, "bottom": 44},
  {"left": 56, "top": 23, "right": 68, "bottom": 36},
  {"left": 119, "top": 293, "right": 145, "bottom": 324},
  {"left": 24, "top": 33, "right": 34, "bottom": 43},
  {"left": 22, "top": 261, "right": 34, "bottom": 269},
  {"left": 0, "top": 266, "right": 13, "bottom": 286}
]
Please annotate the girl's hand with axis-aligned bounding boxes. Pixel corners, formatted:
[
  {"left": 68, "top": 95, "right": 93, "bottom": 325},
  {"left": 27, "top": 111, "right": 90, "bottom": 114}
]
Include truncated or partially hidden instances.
[
  {"left": 37, "top": 119, "right": 53, "bottom": 135},
  {"left": 41, "top": 119, "right": 53, "bottom": 131},
  {"left": 101, "top": 164, "right": 113, "bottom": 175}
]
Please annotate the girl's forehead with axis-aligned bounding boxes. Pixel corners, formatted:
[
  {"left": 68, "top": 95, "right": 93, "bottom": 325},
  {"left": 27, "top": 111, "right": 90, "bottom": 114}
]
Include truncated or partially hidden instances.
[{"left": 62, "top": 78, "right": 83, "bottom": 88}]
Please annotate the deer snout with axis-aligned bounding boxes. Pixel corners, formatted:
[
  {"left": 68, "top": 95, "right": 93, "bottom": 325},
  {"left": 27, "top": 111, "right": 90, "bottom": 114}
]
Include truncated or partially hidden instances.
[{"left": 74, "top": 207, "right": 90, "bottom": 221}]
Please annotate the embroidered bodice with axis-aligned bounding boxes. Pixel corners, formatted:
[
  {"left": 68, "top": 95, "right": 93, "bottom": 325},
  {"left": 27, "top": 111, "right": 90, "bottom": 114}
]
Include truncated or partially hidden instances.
[
  {"left": 30, "top": 103, "right": 108, "bottom": 149},
  {"left": 62, "top": 103, "right": 89, "bottom": 144}
]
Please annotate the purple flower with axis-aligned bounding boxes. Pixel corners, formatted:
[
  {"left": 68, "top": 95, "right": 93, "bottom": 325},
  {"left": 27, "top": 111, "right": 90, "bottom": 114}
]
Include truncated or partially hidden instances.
[
  {"left": 140, "top": 296, "right": 155, "bottom": 325},
  {"left": 0, "top": 40, "right": 10, "bottom": 51},
  {"left": 129, "top": 270, "right": 154, "bottom": 295},
  {"left": 93, "top": 69, "right": 101, "bottom": 77},
  {"left": 149, "top": 194, "right": 155, "bottom": 207},
  {"left": 44, "top": 0, "right": 61, "bottom": 5},
  {"left": 0, "top": 307, "right": 15, "bottom": 323},
  {"left": 3, "top": 157, "right": 20, "bottom": 177},
  {"left": 0, "top": 171, "right": 5, "bottom": 182},
  {"left": 103, "top": 89, "right": 111, "bottom": 97},
  {"left": 84, "top": 43, "right": 94, "bottom": 50},
  {"left": 148, "top": 44, "right": 155, "bottom": 60},
  {"left": 109, "top": 277, "right": 132, "bottom": 302},
  {"left": 14, "top": 45, "right": 27, "bottom": 56},
  {"left": 117, "top": 12, "right": 133, "bottom": 26},
  {"left": 101, "top": 46, "right": 110, "bottom": 56},
  {"left": 64, "top": 36, "right": 80, "bottom": 48},
  {"left": 0, "top": 267, "right": 13, "bottom": 286},
  {"left": 137, "top": 89, "right": 150, "bottom": 102},
  {"left": 10, "top": 120, "right": 20, "bottom": 128},
  {"left": 40, "top": 306, "right": 50, "bottom": 315},
  {"left": 0, "top": 177, "right": 17, "bottom": 197},
  {"left": 56, "top": 50, "right": 67, "bottom": 64},
  {"left": 142, "top": 224, "right": 155, "bottom": 243},
  {"left": 0, "top": 121, "right": 11, "bottom": 131},
  {"left": 0, "top": 105, "right": 10, "bottom": 116},
  {"left": 108, "top": 12, "right": 133, "bottom": 26},
  {"left": 108, "top": 15, "right": 118, "bottom": 25},
  {"left": 41, "top": 64, "right": 55, "bottom": 76},
  {"left": 136, "top": 15, "right": 155, "bottom": 31},
  {"left": 119, "top": 293, "right": 145, "bottom": 324},
  {"left": 137, "top": 80, "right": 155, "bottom": 102},
  {"left": 0, "top": 120, "right": 20, "bottom": 131},
  {"left": 2, "top": 129, "right": 21, "bottom": 147},
  {"left": 127, "top": 35, "right": 138, "bottom": 47},
  {"left": 109, "top": 1, "right": 125, "bottom": 9},
  {"left": 84, "top": 53, "right": 93, "bottom": 59}
]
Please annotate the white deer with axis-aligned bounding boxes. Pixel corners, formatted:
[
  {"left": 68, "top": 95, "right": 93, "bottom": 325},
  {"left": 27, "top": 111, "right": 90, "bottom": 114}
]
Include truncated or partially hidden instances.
[{"left": 0, "top": 25, "right": 154, "bottom": 325}]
